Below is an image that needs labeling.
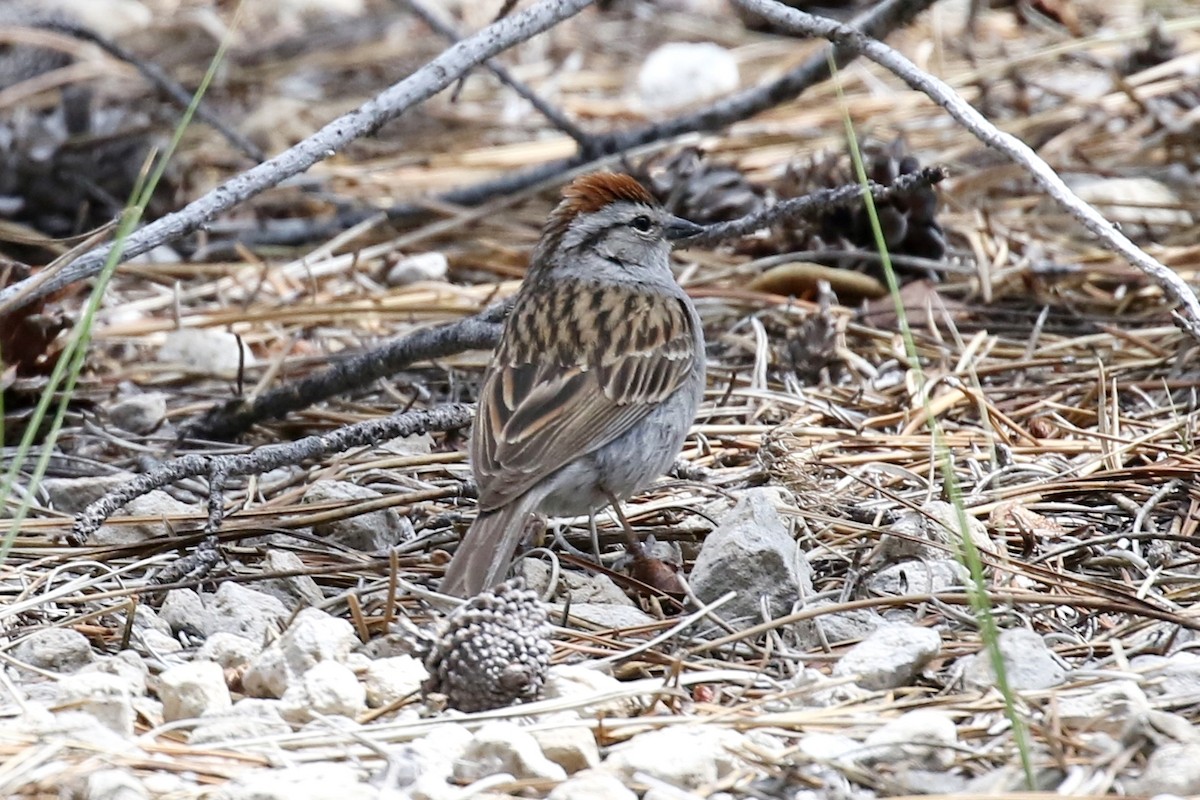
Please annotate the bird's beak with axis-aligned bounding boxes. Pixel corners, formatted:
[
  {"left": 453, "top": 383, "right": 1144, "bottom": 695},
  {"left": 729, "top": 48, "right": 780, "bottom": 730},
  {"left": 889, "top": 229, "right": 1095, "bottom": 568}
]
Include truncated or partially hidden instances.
[{"left": 664, "top": 216, "right": 704, "bottom": 241}]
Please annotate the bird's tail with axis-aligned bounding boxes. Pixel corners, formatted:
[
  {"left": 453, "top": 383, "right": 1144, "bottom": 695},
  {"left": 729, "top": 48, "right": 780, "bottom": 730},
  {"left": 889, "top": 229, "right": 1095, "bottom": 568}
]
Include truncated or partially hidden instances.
[{"left": 440, "top": 500, "right": 534, "bottom": 598}]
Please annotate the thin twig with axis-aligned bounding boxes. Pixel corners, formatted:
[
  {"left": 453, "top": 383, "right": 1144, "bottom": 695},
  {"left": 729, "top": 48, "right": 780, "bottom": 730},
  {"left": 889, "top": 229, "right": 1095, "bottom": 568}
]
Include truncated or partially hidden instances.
[
  {"left": 730, "top": 0, "right": 1200, "bottom": 342},
  {"left": 35, "top": 19, "right": 266, "bottom": 163},
  {"left": 71, "top": 404, "right": 475, "bottom": 543},
  {"left": 0, "top": 0, "right": 597, "bottom": 315},
  {"left": 401, "top": 0, "right": 596, "bottom": 151},
  {"left": 181, "top": 298, "right": 511, "bottom": 441}
]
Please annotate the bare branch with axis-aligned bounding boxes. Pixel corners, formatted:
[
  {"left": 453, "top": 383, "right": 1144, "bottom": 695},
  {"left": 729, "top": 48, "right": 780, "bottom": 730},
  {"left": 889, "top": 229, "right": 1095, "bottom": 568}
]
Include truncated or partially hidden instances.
[
  {"left": 730, "top": 0, "right": 1200, "bottom": 341},
  {"left": 36, "top": 19, "right": 266, "bottom": 163},
  {"left": 0, "top": 0, "right": 596, "bottom": 315},
  {"left": 402, "top": 0, "right": 596, "bottom": 151},
  {"left": 375, "top": 0, "right": 939, "bottom": 223},
  {"left": 12, "top": 0, "right": 936, "bottom": 256},
  {"left": 181, "top": 169, "right": 944, "bottom": 441},
  {"left": 681, "top": 166, "right": 947, "bottom": 247},
  {"left": 181, "top": 299, "right": 510, "bottom": 441},
  {"left": 71, "top": 404, "right": 475, "bottom": 543}
]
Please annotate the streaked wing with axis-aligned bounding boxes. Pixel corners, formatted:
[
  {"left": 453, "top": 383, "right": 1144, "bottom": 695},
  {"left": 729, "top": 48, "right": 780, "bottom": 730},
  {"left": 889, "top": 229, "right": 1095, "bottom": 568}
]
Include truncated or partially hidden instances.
[{"left": 472, "top": 280, "right": 696, "bottom": 511}]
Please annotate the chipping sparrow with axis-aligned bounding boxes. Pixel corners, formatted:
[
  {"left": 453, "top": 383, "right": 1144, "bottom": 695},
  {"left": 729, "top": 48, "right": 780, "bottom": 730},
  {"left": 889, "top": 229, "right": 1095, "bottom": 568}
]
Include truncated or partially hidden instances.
[{"left": 440, "top": 172, "right": 706, "bottom": 598}]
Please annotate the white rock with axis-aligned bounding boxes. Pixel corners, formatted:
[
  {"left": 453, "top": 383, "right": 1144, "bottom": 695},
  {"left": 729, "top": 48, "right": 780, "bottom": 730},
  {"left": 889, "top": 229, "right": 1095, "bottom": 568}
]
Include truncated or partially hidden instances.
[
  {"left": 257, "top": 549, "right": 324, "bottom": 610},
  {"left": 139, "top": 773, "right": 195, "bottom": 797},
  {"left": 410, "top": 722, "right": 474, "bottom": 783},
  {"left": 782, "top": 667, "right": 869, "bottom": 708},
  {"left": 385, "top": 252, "right": 448, "bottom": 286},
  {"left": 56, "top": 673, "right": 134, "bottom": 736},
  {"left": 81, "top": 651, "right": 148, "bottom": 695},
  {"left": 1130, "top": 742, "right": 1200, "bottom": 795},
  {"left": 218, "top": 763, "right": 376, "bottom": 800},
  {"left": 107, "top": 393, "right": 166, "bottom": 434},
  {"left": 962, "top": 628, "right": 1066, "bottom": 691},
  {"left": 280, "top": 660, "right": 365, "bottom": 723},
  {"left": 15, "top": 628, "right": 94, "bottom": 672},
  {"left": 210, "top": 582, "right": 290, "bottom": 642},
  {"left": 43, "top": 472, "right": 136, "bottom": 514},
  {"left": 44, "top": 0, "right": 151, "bottom": 38},
  {"left": 94, "top": 491, "right": 194, "bottom": 546},
  {"left": 1135, "top": 652, "right": 1200, "bottom": 703},
  {"left": 867, "top": 559, "right": 968, "bottom": 596},
  {"left": 197, "top": 632, "right": 262, "bottom": 671},
  {"left": 1058, "top": 680, "right": 1149, "bottom": 732},
  {"left": 1072, "top": 176, "right": 1193, "bottom": 235},
  {"left": 804, "top": 600, "right": 886, "bottom": 645},
  {"left": 603, "top": 726, "right": 747, "bottom": 789},
  {"left": 543, "top": 664, "right": 636, "bottom": 717},
  {"left": 454, "top": 722, "right": 567, "bottom": 783},
  {"left": 556, "top": 603, "right": 656, "bottom": 629},
  {"left": 302, "top": 480, "right": 412, "bottom": 551},
  {"left": 690, "top": 488, "right": 811, "bottom": 628},
  {"left": 522, "top": 561, "right": 634, "bottom": 607},
  {"left": 137, "top": 628, "right": 184, "bottom": 658},
  {"left": 84, "top": 767, "right": 147, "bottom": 800},
  {"left": 548, "top": 769, "right": 636, "bottom": 800},
  {"left": 832, "top": 624, "right": 941, "bottom": 690},
  {"left": 130, "top": 606, "right": 170, "bottom": 635},
  {"left": 859, "top": 709, "right": 958, "bottom": 769},
  {"left": 531, "top": 714, "right": 600, "bottom": 774},
  {"left": 878, "top": 501, "right": 994, "bottom": 562},
  {"left": 128, "top": 244, "right": 182, "bottom": 264},
  {"left": 364, "top": 655, "right": 428, "bottom": 708},
  {"left": 254, "top": 0, "right": 365, "bottom": 25},
  {"left": 160, "top": 589, "right": 214, "bottom": 637},
  {"left": 158, "top": 328, "right": 255, "bottom": 379},
  {"left": 637, "top": 42, "right": 739, "bottom": 112},
  {"left": 243, "top": 607, "right": 360, "bottom": 698},
  {"left": 189, "top": 698, "right": 292, "bottom": 745},
  {"left": 158, "top": 661, "right": 231, "bottom": 722},
  {"left": 797, "top": 731, "right": 860, "bottom": 762},
  {"left": 378, "top": 432, "right": 434, "bottom": 456}
]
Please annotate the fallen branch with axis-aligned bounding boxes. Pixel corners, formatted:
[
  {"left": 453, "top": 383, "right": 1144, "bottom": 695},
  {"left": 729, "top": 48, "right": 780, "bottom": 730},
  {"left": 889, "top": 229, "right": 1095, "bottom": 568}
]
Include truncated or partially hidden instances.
[
  {"left": 182, "top": 170, "right": 945, "bottom": 441},
  {"left": 729, "top": 0, "right": 1200, "bottom": 342},
  {"left": 402, "top": 0, "right": 596, "bottom": 152},
  {"left": 71, "top": 404, "right": 475, "bottom": 544},
  {"left": 181, "top": 298, "right": 511, "bottom": 441},
  {"left": 37, "top": 19, "right": 266, "bottom": 163},
  {"left": 0, "top": 0, "right": 596, "bottom": 315}
]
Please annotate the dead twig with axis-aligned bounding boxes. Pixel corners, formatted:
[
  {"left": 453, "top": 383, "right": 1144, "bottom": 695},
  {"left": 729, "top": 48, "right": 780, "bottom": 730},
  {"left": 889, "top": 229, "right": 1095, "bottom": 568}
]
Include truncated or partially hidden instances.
[
  {"left": 0, "top": 0, "right": 597, "bottom": 315},
  {"left": 729, "top": 0, "right": 1200, "bottom": 343},
  {"left": 181, "top": 298, "right": 511, "bottom": 441},
  {"left": 71, "top": 404, "right": 475, "bottom": 543},
  {"left": 181, "top": 169, "right": 944, "bottom": 440},
  {"left": 402, "top": 0, "right": 597, "bottom": 152},
  {"left": 35, "top": 19, "right": 266, "bottom": 163}
]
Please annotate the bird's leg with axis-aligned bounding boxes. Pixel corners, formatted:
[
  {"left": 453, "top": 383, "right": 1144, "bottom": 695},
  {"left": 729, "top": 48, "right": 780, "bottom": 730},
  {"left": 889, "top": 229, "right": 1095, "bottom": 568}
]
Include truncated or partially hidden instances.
[
  {"left": 588, "top": 510, "right": 602, "bottom": 561},
  {"left": 603, "top": 491, "right": 643, "bottom": 556},
  {"left": 604, "top": 490, "right": 685, "bottom": 596}
]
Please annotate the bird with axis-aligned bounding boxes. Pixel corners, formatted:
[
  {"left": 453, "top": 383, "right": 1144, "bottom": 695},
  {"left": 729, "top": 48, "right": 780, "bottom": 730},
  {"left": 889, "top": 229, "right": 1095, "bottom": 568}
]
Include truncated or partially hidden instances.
[{"left": 440, "top": 172, "right": 706, "bottom": 598}]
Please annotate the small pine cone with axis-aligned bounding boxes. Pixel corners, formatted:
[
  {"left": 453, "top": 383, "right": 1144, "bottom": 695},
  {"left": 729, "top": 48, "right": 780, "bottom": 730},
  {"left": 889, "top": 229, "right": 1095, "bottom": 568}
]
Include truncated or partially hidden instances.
[
  {"left": 422, "top": 578, "right": 552, "bottom": 713},
  {"left": 644, "top": 148, "right": 764, "bottom": 224}
]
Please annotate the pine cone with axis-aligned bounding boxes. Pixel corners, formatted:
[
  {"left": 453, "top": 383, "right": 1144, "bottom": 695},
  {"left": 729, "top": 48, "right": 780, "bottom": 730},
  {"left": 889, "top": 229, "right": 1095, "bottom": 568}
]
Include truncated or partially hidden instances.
[
  {"left": 643, "top": 147, "right": 764, "bottom": 224},
  {"left": 422, "top": 579, "right": 553, "bottom": 713},
  {"left": 768, "top": 140, "right": 946, "bottom": 282}
]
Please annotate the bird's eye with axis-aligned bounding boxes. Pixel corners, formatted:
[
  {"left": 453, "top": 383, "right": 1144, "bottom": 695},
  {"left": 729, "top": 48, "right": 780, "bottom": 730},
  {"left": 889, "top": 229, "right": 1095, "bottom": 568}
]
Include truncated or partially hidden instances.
[{"left": 629, "top": 215, "right": 654, "bottom": 233}]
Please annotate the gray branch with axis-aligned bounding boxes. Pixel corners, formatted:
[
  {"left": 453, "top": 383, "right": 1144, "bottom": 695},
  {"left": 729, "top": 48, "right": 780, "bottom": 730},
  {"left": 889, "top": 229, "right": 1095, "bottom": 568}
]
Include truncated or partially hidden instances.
[
  {"left": 0, "top": 0, "right": 595, "bottom": 316},
  {"left": 730, "top": 0, "right": 1200, "bottom": 341},
  {"left": 70, "top": 404, "right": 475, "bottom": 543}
]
